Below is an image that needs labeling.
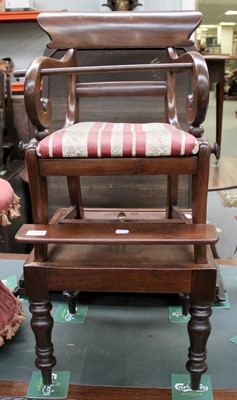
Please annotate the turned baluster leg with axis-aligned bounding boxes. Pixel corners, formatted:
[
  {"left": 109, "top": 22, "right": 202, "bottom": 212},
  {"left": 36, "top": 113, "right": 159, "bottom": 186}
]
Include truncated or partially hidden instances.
[
  {"left": 186, "top": 303, "right": 212, "bottom": 390},
  {"left": 29, "top": 298, "right": 56, "bottom": 386},
  {"left": 178, "top": 293, "right": 190, "bottom": 316},
  {"left": 63, "top": 290, "right": 79, "bottom": 314}
]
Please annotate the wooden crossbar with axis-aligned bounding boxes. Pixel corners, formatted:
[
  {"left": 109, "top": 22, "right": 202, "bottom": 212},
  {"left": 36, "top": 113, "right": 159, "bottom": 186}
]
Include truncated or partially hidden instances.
[
  {"left": 14, "top": 63, "right": 193, "bottom": 78},
  {"left": 16, "top": 223, "right": 218, "bottom": 245}
]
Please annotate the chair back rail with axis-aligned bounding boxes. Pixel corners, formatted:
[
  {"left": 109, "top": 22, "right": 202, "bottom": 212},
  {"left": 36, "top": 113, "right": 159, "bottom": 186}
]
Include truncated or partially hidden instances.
[
  {"left": 18, "top": 11, "right": 209, "bottom": 135},
  {"left": 38, "top": 11, "right": 202, "bottom": 49},
  {"left": 76, "top": 81, "right": 167, "bottom": 98}
]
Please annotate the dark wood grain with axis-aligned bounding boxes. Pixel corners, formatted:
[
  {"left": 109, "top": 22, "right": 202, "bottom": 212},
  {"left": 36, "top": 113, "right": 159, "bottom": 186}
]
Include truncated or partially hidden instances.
[
  {"left": 16, "top": 222, "right": 218, "bottom": 245},
  {"left": 38, "top": 11, "right": 201, "bottom": 49}
]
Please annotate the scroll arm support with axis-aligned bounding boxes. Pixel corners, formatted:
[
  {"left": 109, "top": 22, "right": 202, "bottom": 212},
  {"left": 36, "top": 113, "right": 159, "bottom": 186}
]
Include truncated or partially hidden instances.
[
  {"left": 167, "top": 47, "right": 210, "bottom": 138},
  {"left": 23, "top": 49, "right": 78, "bottom": 138}
]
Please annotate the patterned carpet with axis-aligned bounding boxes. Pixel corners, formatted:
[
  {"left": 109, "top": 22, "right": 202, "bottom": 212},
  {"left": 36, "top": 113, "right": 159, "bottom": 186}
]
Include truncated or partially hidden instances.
[
  {"left": 218, "top": 189, "right": 237, "bottom": 208},
  {"left": 207, "top": 191, "right": 237, "bottom": 259}
]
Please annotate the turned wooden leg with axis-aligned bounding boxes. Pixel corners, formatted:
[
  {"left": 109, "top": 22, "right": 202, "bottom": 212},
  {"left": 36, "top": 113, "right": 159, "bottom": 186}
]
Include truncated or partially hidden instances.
[
  {"left": 29, "top": 299, "right": 56, "bottom": 386},
  {"left": 63, "top": 290, "right": 79, "bottom": 314},
  {"left": 178, "top": 293, "right": 190, "bottom": 316},
  {"left": 186, "top": 303, "right": 212, "bottom": 390}
]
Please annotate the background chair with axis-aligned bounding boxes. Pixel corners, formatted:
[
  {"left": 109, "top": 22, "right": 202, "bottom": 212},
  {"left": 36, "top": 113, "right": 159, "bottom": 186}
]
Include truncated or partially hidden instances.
[{"left": 16, "top": 11, "right": 218, "bottom": 391}]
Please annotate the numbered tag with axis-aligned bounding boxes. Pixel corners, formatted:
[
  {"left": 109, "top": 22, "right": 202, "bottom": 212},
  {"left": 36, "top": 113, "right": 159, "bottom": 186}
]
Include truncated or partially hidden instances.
[
  {"left": 26, "top": 230, "right": 47, "bottom": 236},
  {"left": 115, "top": 229, "right": 129, "bottom": 234}
]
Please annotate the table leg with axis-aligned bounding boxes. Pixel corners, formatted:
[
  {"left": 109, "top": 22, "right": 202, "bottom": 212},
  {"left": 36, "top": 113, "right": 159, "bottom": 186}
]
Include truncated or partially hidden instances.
[{"left": 215, "top": 78, "right": 224, "bottom": 160}]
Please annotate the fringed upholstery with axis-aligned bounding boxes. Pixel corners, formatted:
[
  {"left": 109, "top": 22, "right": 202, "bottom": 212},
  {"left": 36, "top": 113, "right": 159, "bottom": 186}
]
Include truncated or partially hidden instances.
[
  {"left": 0, "top": 281, "right": 25, "bottom": 346},
  {"left": 0, "top": 178, "right": 21, "bottom": 227},
  {"left": 0, "top": 178, "right": 24, "bottom": 345}
]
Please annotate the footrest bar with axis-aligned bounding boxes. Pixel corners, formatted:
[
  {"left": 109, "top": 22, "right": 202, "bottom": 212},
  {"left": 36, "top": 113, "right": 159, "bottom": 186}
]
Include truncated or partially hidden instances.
[{"left": 16, "top": 223, "right": 219, "bottom": 245}]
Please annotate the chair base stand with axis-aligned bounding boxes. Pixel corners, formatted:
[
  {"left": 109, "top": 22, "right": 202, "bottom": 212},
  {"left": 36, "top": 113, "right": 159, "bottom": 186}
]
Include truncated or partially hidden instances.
[
  {"left": 21, "top": 240, "right": 216, "bottom": 391},
  {"left": 15, "top": 207, "right": 218, "bottom": 391}
]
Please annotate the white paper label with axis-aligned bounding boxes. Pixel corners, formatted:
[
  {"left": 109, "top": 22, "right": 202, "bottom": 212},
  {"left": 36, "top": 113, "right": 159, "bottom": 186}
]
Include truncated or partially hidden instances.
[
  {"left": 26, "top": 230, "right": 47, "bottom": 236},
  {"left": 115, "top": 229, "right": 129, "bottom": 235}
]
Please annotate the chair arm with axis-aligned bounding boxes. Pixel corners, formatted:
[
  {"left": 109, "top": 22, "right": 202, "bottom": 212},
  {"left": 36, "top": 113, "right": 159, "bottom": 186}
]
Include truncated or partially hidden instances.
[
  {"left": 24, "top": 48, "right": 78, "bottom": 140},
  {"left": 167, "top": 48, "right": 209, "bottom": 137}
]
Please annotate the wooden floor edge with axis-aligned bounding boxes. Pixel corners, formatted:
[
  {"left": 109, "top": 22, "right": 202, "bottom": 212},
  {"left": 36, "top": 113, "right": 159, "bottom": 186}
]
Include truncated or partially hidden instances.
[
  {"left": 216, "top": 258, "right": 237, "bottom": 266},
  {"left": 0, "top": 253, "right": 27, "bottom": 260},
  {"left": 0, "top": 381, "right": 236, "bottom": 400}
]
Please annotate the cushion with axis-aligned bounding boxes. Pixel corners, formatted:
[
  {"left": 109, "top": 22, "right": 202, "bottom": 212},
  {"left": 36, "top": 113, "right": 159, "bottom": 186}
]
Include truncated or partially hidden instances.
[
  {"left": 0, "top": 178, "right": 21, "bottom": 226},
  {"left": 0, "top": 280, "right": 25, "bottom": 346},
  {"left": 36, "top": 122, "right": 199, "bottom": 159}
]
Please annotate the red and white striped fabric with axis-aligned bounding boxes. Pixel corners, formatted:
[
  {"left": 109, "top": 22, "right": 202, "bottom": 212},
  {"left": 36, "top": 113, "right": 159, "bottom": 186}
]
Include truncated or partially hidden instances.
[{"left": 36, "top": 122, "right": 199, "bottom": 158}]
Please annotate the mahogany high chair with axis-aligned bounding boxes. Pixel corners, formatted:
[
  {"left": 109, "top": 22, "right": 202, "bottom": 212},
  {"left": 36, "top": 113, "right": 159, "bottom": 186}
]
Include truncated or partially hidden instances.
[{"left": 16, "top": 11, "right": 218, "bottom": 391}]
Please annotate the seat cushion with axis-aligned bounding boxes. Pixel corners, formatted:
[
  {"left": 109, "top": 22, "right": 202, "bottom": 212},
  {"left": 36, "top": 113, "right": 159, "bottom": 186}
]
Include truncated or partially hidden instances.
[
  {"left": 0, "top": 178, "right": 20, "bottom": 226},
  {"left": 0, "top": 280, "right": 25, "bottom": 346},
  {"left": 0, "top": 178, "right": 15, "bottom": 212},
  {"left": 36, "top": 122, "right": 199, "bottom": 159}
]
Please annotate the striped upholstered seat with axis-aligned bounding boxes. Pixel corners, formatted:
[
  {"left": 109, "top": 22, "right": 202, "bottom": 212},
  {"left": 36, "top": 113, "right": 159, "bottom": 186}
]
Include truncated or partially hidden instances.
[{"left": 36, "top": 122, "right": 199, "bottom": 159}]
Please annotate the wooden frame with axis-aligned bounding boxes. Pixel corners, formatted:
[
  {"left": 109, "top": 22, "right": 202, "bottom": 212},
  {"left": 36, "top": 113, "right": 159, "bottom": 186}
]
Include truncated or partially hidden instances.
[{"left": 15, "top": 11, "right": 218, "bottom": 392}]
